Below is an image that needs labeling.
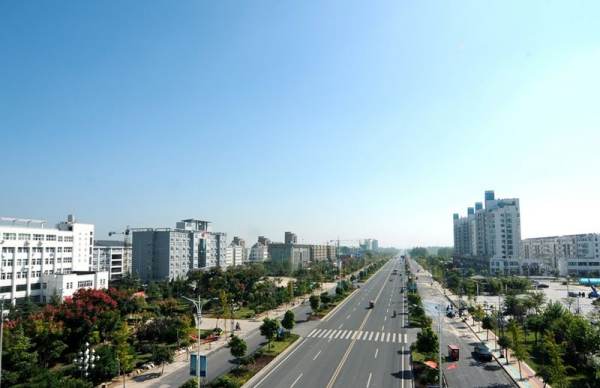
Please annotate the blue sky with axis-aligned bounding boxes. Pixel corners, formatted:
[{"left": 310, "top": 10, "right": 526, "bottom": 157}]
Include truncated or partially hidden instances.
[{"left": 2, "top": 1, "right": 600, "bottom": 247}]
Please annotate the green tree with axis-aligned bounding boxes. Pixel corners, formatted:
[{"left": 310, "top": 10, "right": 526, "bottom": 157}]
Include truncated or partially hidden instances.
[
  {"left": 309, "top": 295, "right": 320, "bottom": 312},
  {"left": 415, "top": 326, "right": 438, "bottom": 354},
  {"left": 525, "top": 314, "right": 544, "bottom": 345},
  {"left": 537, "top": 335, "right": 568, "bottom": 388},
  {"left": 526, "top": 292, "right": 546, "bottom": 315},
  {"left": 282, "top": 310, "right": 295, "bottom": 333},
  {"left": 259, "top": 318, "right": 279, "bottom": 349},
  {"left": 482, "top": 315, "right": 496, "bottom": 341},
  {"left": 91, "top": 344, "right": 119, "bottom": 383},
  {"left": 228, "top": 335, "right": 247, "bottom": 367},
  {"left": 2, "top": 327, "right": 38, "bottom": 386},
  {"left": 508, "top": 320, "right": 526, "bottom": 380},
  {"left": 152, "top": 344, "right": 174, "bottom": 376},
  {"left": 113, "top": 321, "right": 135, "bottom": 385},
  {"left": 497, "top": 335, "right": 511, "bottom": 364}
]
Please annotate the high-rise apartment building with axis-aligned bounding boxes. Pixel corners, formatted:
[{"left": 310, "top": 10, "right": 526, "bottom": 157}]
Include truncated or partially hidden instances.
[
  {"left": 93, "top": 240, "right": 132, "bottom": 281},
  {"left": 132, "top": 219, "right": 227, "bottom": 281},
  {"left": 453, "top": 190, "right": 522, "bottom": 275},
  {"left": 0, "top": 215, "right": 108, "bottom": 304}
]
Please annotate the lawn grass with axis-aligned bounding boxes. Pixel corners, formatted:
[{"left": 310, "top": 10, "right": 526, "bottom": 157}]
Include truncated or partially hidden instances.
[
  {"left": 262, "top": 333, "right": 300, "bottom": 357},
  {"left": 208, "top": 334, "right": 301, "bottom": 387}
]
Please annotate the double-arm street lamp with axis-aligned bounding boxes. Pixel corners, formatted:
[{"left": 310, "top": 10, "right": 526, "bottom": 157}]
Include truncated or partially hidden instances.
[{"left": 182, "top": 295, "right": 205, "bottom": 388}]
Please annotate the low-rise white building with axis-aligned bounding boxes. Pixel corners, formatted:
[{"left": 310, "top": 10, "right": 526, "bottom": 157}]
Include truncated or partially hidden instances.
[
  {"left": 42, "top": 271, "right": 109, "bottom": 301},
  {"left": 0, "top": 215, "right": 108, "bottom": 305},
  {"left": 224, "top": 243, "right": 245, "bottom": 268}
]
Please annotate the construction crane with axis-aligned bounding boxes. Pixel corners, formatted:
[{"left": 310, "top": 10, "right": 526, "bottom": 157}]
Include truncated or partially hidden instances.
[
  {"left": 323, "top": 238, "right": 368, "bottom": 286},
  {"left": 108, "top": 226, "right": 131, "bottom": 278}
]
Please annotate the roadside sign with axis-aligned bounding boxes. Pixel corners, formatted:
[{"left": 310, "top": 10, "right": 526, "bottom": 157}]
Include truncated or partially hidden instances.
[{"left": 190, "top": 353, "right": 207, "bottom": 377}]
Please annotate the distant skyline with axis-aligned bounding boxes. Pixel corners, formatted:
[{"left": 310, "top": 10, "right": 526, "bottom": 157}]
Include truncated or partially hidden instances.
[{"left": 2, "top": 1, "right": 600, "bottom": 247}]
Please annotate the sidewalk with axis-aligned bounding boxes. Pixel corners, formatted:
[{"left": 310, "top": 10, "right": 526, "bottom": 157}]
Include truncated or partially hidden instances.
[{"left": 412, "top": 262, "right": 547, "bottom": 388}]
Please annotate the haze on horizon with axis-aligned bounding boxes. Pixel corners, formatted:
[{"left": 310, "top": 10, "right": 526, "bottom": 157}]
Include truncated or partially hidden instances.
[{"left": 2, "top": 1, "right": 600, "bottom": 248}]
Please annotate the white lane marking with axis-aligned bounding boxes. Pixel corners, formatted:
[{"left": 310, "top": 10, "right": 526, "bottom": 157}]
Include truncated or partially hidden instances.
[
  {"left": 366, "top": 372, "right": 372, "bottom": 388},
  {"left": 334, "top": 330, "right": 343, "bottom": 339},
  {"left": 386, "top": 308, "right": 389, "bottom": 313},
  {"left": 368, "top": 332, "right": 374, "bottom": 341},
  {"left": 404, "top": 333, "right": 408, "bottom": 343},
  {"left": 380, "top": 332, "right": 386, "bottom": 342},
  {"left": 384, "top": 316, "right": 387, "bottom": 321},
  {"left": 386, "top": 332, "right": 391, "bottom": 342},
  {"left": 338, "top": 323, "right": 344, "bottom": 329},
  {"left": 253, "top": 339, "right": 307, "bottom": 388},
  {"left": 374, "top": 332, "right": 380, "bottom": 341},
  {"left": 346, "top": 314, "right": 351, "bottom": 319},
  {"left": 345, "top": 330, "right": 353, "bottom": 339},
  {"left": 392, "top": 333, "right": 396, "bottom": 342},
  {"left": 290, "top": 373, "right": 303, "bottom": 388},
  {"left": 313, "top": 350, "right": 322, "bottom": 360},
  {"left": 320, "top": 329, "right": 330, "bottom": 338},
  {"left": 374, "top": 348, "right": 379, "bottom": 359},
  {"left": 329, "top": 330, "right": 337, "bottom": 339},
  {"left": 381, "top": 325, "right": 385, "bottom": 331},
  {"left": 308, "top": 329, "right": 317, "bottom": 337},
  {"left": 401, "top": 346, "right": 405, "bottom": 388},
  {"left": 352, "top": 331, "right": 359, "bottom": 340}
]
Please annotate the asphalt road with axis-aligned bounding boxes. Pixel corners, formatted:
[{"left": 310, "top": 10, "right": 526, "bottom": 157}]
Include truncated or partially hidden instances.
[
  {"left": 247, "top": 257, "right": 417, "bottom": 388},
  {"left": 408, "top": 259, "right": 516, "bottom": 388}
]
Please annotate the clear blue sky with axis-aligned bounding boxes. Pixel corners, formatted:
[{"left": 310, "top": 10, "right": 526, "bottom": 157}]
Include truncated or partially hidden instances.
[{"left": 2, "top": 1, "right": 600, "bottom": 247}]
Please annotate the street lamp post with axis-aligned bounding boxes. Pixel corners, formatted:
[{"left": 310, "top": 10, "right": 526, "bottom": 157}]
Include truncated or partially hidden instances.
[
  {"left": 183, "top": 296, "right": 203, "bottom": 388},
  {"left": 74, "top": 342, "right": 99, "bottom": 379}
]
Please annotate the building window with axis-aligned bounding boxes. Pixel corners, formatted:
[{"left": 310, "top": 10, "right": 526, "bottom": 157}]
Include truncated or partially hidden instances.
[
  {"left": 18, "top": 233, "right": 31, "bottom": 240},
  {"left": 77, "top": 280, "right": 93, "bottom": 288},
  {"left": 46, "top": 235, "right": 56, "bottom": 241},
  {"left": 57, "top": 236, "right": 63, "bottom": 242},
  {"left": 3, "top": 233, "right": 16, "bottom": 240},
  {"left": 33, "top": 234, "right": 44, "bottom": 241}
]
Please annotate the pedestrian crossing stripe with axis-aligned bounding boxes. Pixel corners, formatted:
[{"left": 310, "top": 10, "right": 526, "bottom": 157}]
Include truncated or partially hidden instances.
[{"left": 306, "top": 328, "right": 408, "bottom": 343}]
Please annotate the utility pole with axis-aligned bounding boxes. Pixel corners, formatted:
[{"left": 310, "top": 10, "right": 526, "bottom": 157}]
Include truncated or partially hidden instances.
[{"left": 183, "top": 296, "right": 203, "bottom": 388}]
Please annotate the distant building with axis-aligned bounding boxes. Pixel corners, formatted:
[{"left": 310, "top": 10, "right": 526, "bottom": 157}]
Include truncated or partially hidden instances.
[
  {"left": 269, "top": 243, "right": 310, "bottom": 270},
  {"left": 522, "top": 233, "right": 600, "bottom": 276},
  {"left": 285, "top": 232, "right": 298, "bottom": 245},
  {"left": 258, "top": 236, "right": 271, "bottom": 245},
  {"left": 225, "top": 243, "right": 245, "bottom": 268},
  {"left": 309, "top": 244, "right": 328, "bottom": 262},
  {"left": 0, "top": 215, "right": 107, "bottom": 305},
  {"left": 372, "top": 240, "right": 379, "bottom": 251},
  {"left": 93, "top": 240, "right": 132, "bottom": 282},
  {"left": 453, "top": 190, "right": 522, "bottom": 275},
  {"left": 132, "top": 219, "right": 227, "bottom": 281},
  {"left": 249, "top": 242, "right": 269, "bottom": 262}
]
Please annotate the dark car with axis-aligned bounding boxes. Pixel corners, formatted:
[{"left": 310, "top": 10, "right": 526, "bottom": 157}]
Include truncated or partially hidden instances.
[
  {"left": 536, "top": 283, "right": 549, "bottom": 289},
  {"left": 474, "top": 343, "right": 493, "bottom": 362},
  {"left": 446, "top": 310, "right": 456, "bottom": 318}
]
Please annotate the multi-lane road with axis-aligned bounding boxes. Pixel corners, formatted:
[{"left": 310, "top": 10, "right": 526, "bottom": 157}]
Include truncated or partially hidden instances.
[{"left": 248, "top": 257, "right": 417, "bottom": 388}]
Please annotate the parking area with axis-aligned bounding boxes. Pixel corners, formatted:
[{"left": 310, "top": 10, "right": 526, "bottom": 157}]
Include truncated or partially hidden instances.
[{"left": 465, "top": 279, "right": 597, "bottom": 317}]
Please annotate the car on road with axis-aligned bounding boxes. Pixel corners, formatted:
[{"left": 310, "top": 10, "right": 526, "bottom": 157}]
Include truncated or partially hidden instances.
[
  {"left": 369, "top": 300, "right": 375, "bottom": 308},
  {"left": 446, "top": 309, "right": 456, "bottom": 318},
  {"left": 473, "top": 343, "right": 493, "bottom": 362}
]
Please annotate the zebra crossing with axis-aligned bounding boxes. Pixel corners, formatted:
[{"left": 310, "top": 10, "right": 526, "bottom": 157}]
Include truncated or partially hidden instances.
[{"left": 306, "top": 328, "right": 408, "bottom": 343}]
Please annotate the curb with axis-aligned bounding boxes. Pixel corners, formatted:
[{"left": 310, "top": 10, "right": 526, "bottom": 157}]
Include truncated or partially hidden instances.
[{"left": 242, "top": 337, "right": 305, "bottom": 388}]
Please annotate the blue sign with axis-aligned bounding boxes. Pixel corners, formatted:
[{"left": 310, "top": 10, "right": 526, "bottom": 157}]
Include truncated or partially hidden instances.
[{"left": 190, "top": 353, "right": 207, "bottom": 377}]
